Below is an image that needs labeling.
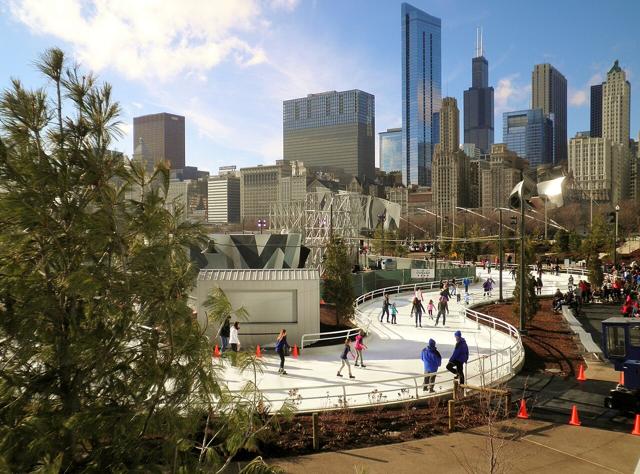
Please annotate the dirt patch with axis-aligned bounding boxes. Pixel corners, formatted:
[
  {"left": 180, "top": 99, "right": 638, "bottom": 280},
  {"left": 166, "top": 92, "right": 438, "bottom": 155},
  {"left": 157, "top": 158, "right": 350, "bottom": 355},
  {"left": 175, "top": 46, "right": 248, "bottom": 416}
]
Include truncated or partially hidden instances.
[
  {"left": 476, "top": 298, "right": 584, "bottom": 377},
  {"left": 258, "top": 395, "right": 506, "bottom": 459}
]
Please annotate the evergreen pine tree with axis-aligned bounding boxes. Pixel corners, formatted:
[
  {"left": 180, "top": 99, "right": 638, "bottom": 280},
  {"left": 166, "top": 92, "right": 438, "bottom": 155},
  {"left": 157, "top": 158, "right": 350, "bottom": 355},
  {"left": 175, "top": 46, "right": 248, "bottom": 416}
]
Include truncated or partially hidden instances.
[{"left": 323, "top": 236, "right": 355, "bottom": 326}]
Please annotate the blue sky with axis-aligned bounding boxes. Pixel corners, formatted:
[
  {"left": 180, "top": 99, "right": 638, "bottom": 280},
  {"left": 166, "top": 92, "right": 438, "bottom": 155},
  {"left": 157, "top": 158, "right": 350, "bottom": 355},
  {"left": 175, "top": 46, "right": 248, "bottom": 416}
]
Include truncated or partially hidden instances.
[{"left": 1, "top": 0, "right": 638, "bottom": 173}]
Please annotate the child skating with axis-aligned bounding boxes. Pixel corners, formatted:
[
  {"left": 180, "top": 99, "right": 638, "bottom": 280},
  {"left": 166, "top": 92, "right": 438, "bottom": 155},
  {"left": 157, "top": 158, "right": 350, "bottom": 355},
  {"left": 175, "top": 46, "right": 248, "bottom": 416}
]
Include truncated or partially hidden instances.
[
  {"left": 337, "top": 338, "right": 356, "bottom": 378},
  {"left": 427, "top": 299, "right": 435, "bottom": 320},
  {"left": 390, "top": 303, "right": 398, "bottom": 324},
  {"left": 354, "top": 330, "right": 368, "bottom": 367}
]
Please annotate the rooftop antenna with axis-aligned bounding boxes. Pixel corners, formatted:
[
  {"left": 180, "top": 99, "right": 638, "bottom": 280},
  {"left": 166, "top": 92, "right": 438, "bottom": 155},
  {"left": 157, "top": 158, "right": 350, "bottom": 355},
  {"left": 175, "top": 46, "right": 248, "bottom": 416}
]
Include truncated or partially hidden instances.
[
  {"left": 475, "top": 27, "right": 480, "bottom": 57},
  {"left": 480, "top": 27, "right": 484, "bottom": 57}
]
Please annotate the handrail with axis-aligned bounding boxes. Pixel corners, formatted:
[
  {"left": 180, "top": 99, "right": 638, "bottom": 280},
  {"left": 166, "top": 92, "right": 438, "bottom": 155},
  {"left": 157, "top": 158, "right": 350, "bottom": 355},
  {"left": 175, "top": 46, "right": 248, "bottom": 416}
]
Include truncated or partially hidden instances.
[{"left": 241, "top": 274, "right": 574, "bottom": 412}]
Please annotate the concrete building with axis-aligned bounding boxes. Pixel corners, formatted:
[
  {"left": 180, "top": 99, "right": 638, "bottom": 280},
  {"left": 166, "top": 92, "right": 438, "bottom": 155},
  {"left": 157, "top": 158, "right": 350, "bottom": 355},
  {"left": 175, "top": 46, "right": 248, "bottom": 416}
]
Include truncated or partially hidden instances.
[
  {"left": 208, "top": 174, "right": 240, "bottom": 224},
  {"left": 590, "top": 84, "right": 603, "bottom": 138},
  {"left": 133, "top": 113, "right": 185, "bottom": 170},
  {"left": 283, "top": 90, "right": 375, "bottom": 181},
  {"left": 463, "top": 28, "right": 494, "bottom": 154},
  {"left": 481, "top": 144, "right": 528, "bottom": 209},
  {"left": 503, "top": 109, "right": 554, "bottom": 168},
  {"left": 469, "top": 158, "right": 490, "bottom": 208},
  {"left": 568, "top": 133, "right": 626, "bottom": 204},
  {"left": 602, "top": 60, "right": 631, "bottom": 146},
  {"left": 462, "top": 143, "right": 481, "bottom": 160},
  {"left": 379, "top": 128, "right": 403, "bottom": 173},
  {"left": 401, "top": 2, "right": 441, "bottom": 186},
  {"left": 532, "top": 64, "right": 567, "bottom": 163},
  {"left": 432, "top": 98, "right": 469, "bottom": 213},
  {"left": 195, "top": 269, "right": 320, "bottom": 348}
]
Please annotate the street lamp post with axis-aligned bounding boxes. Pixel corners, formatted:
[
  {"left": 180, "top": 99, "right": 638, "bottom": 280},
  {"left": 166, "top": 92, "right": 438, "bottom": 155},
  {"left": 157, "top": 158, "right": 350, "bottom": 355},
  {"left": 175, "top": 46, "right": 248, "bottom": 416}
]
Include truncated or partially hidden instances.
[
  {"left": 614, "top": 204, "right": 620, "bottom": 269},
  {"left": 257, "top": 218, "right": 267, "bottom": 234},
  {"left": 519, "top": 188, "right": 526, "bottom": 334},
  {"left": 498, "top": 208, "right": 504, "bottom": 302}
]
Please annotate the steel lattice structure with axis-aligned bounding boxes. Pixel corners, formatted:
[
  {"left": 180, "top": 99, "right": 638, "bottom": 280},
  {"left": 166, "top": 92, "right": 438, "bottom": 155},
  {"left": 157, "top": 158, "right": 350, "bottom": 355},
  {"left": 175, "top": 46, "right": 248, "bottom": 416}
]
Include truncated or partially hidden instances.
[{"left": 270, "top": 192, "right": 373, "bottom": 269}]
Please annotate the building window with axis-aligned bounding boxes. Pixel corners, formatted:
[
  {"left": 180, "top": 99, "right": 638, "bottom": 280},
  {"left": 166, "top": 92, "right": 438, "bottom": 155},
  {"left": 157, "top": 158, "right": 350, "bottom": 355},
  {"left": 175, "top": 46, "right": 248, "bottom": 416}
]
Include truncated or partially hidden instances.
[
  {"left": 339, "top": 95, "right": 344, "bottom": 114},
  {"left": 326, "top": 97, "right": 330, "bottom": 116}
]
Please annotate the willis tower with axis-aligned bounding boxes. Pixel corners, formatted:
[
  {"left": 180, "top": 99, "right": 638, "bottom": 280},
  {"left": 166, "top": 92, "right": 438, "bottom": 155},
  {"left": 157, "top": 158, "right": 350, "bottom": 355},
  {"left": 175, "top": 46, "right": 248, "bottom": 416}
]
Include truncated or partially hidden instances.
[{"left": 463, "top": 28, "right": 494, "bottom": 154}]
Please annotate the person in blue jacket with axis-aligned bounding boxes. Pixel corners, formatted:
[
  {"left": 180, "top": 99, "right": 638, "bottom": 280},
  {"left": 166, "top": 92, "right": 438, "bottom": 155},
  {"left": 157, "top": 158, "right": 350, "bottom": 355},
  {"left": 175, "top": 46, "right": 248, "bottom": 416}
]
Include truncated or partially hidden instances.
[
  {"left": 420, "top": 338, "right": 442, "bottom": 392},
  {"left": 446, "top": 330, "right": 469, "bottom": 384}
]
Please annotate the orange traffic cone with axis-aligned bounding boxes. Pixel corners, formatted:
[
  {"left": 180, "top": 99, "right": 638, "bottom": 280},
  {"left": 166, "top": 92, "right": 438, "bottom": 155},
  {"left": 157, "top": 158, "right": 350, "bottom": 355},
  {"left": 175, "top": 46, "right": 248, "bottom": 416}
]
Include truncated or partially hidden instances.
[
  {"left": 631, "top": 414, "right": 640, "bottom": 436},
  {"left": 213, "top": 345, "right": 221, "bottom": 357},
  {"left": 576, "top": 364, "right": 587, "bottom": 382},
  {"left": 517, "top": 399, "right": 529, "bottom": 419},
  {"left": 292, "top": 344, "right": 299, "bottom": 358},
  {"left": 619, "top": 371, "right": 625, "bottom": 386},
  {"left": 255, "top": 345, "right": 262, "bottom": 358},
  {"left": 568, "top": 405, "right": 581, "bottom": 426}
]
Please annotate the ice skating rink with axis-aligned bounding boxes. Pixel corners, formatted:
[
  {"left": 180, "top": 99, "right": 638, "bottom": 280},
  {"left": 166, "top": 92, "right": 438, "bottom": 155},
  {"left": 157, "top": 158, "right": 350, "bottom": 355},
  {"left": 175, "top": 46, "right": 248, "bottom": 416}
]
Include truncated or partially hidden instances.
[{"left": 222, "top": 268, "right": 576, "bottom": 412}]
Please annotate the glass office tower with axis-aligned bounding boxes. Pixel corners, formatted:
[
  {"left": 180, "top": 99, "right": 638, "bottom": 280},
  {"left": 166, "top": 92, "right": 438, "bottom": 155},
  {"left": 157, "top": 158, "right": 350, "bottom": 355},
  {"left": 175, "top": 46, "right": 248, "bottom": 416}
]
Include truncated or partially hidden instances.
[
  {"left": 503, "top": 109, "right": 553, "bottom": 168},
  {"left": 401, "top": 3, "right": 441, "bottom": 186},
  {"left": 379, "top": 128, "right": 403, "bottom": 173}
]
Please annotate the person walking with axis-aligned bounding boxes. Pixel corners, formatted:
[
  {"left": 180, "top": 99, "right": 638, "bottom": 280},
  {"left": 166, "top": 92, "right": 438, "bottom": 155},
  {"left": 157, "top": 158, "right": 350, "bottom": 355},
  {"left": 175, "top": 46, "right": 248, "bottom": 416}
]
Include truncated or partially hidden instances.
[
  {"left": 354, "top": 330, "right": 368, "bottom": 367},
  {"left": 427, "top": 299, "right": 435, "bottom": 320},
  {"left": 435, "top": 296, "right": 447, "bottom": 326},
  {"left": 380, "top": 293, "right": 390, "bottom": 323},
  {"left": 337, "top": 338, "right": 356, "bottom": 378},
  {"left": 420, "top": 338, "right": 442, "bottom": 392},
  {"left": 229, "top": 322, "right": 240, "bottom": 352},
  {"left": 390, "top": 302, "right": 398, "bottom": 325},
  {"left": 275, "top": 329, "right": 290, "bottom": 375},
  {"left": 219, "top": 316, "right": 231, "bottom": 352},
  {"left": 446, "top": 330, "right": 469, "bottom": 384}
]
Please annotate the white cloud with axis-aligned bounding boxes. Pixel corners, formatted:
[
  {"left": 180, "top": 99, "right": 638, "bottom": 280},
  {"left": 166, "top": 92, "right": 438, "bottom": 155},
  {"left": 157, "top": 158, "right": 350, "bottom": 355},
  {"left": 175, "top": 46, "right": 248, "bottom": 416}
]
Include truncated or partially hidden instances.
[
  {"left": 495, "top": 73, "right": 530, "bottom": 113},
  {"left": 8, "top": 0, "right": 280, "bottom": 81},
  {"left": 569, "top": 89, "right": 587, "bottom": 107}
]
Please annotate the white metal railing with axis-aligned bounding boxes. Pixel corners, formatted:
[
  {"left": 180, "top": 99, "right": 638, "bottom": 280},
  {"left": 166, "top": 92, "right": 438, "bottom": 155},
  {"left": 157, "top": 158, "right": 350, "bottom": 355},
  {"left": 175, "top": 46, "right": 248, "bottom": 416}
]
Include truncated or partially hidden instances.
[{"left": 258, "top": 278, "right": 557, "bottom": 412}]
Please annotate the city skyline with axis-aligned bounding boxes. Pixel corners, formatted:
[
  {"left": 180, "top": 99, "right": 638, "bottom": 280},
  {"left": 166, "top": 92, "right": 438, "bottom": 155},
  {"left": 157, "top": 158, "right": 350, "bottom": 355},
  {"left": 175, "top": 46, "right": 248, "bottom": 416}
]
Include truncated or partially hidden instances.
[{"left": 1, "top": 0, "right": 639, "bottom": 174}]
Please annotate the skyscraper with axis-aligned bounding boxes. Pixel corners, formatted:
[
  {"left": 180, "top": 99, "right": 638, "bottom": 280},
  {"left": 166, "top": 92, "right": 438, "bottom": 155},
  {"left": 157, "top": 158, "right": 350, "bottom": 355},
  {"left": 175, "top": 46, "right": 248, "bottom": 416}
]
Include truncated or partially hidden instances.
[
  {"left": 463, "top": 28, "right": 494, "bottom": 154},
  {"left": 432, "top": 98, "right": 469, "bottom": 212},
  {"left": 401, "top": 3, "right": 441, "bottom": 186},
  {"left": 133, "top": 112, "right": 185, "bottom": 169},
  {"left": 532, "top": 64, "right": 567, "bottom": 163},
  {"left": 590, "top": 84, "right": 603, "bottom": 138},
  {"left": 503, "top": 109, "right": 554, "bottom": 168},
  {"left": 602, "top": 60, "right": 631, "bottom": 145},
  {"left": 283, "top": 90, "right": 375, "bottom": 181},
  {"left": 379, "top": 128, "right": 403, "bottom": 173}
]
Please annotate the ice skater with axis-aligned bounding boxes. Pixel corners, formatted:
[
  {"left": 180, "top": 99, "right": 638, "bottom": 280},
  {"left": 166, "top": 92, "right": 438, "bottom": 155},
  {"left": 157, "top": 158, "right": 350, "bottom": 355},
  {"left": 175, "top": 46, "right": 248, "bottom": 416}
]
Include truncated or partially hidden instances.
[
  {"left": 337, "top": 338, "right": 356, "bottom": 378},
  {"left": 446, "top": 331, "right": 469, "bottom": 385},
  {"left": 390, "top": 302, "right": 398, "bottom": 324},
  {"left": 420, "top": 338, "right": 442, "bottom": 392},
  {"left": 275, "top": 329, "right": 290, "bottom": 375},
  {"left": 435, "top": 296, "right": 447, "bottom": 326},
  {"left": 380, "top": 293, "right": 390, "bottom": 323},
  {"left": 427, "top": 299, "right": 435, "bottom": 320},
  {"left": 354, "top": 330, "right": 368, "bottom": 367}
]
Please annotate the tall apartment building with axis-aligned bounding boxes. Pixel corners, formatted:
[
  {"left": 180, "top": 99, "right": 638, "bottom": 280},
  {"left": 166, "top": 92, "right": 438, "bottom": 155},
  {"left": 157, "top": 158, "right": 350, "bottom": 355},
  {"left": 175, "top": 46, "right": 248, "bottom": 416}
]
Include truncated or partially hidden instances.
[
  {"left": 532, "top": 64, "right": 567, "bottom": 163},
  {"left": 568, "top": 133, "right": 626, "bottom": 204},
  {"left": 463, "top": 28, "right": 494, "bottom": 154},
  {"left": 469, "top": 158, "right": 489, "bottom": 208},
  {"left": 432, "top": 98, "right": 469, "bottom": 213},
  {"left": 590, "top": 84, "right": 603, "bottom": 138},
  {"left": 481, "top": 144, "right": 528, "bottom": 209},
  {"left": 502, "top": 109, "right": 553, "bottom": 168},
  {"left": 240, "top": 160, "right": 307, "bottom": 226},
  {"left": 401, "top": 2, "right": 441, "bottom": 186},
  {"left": 379, "top": 128, "right": 403, "bottom": 173},
  {"left": 602, "top": 60, "right": 631, "bottom": 146},
  {"left": 283, "top": 90, "right": 375, "bottom": 181},
  {"left": 208, "top": 174, "right": 240, "bottom": 224},
  {"left": 133, "top": 113, "right": 185, "bottom": 170}
]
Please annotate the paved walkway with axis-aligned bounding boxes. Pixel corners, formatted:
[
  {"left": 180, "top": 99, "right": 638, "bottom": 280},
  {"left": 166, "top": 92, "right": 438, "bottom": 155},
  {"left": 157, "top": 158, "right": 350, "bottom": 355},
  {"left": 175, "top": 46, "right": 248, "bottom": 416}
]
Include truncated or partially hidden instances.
[{"left": 273, "top": 419, "right": 640, "bottom": 473}]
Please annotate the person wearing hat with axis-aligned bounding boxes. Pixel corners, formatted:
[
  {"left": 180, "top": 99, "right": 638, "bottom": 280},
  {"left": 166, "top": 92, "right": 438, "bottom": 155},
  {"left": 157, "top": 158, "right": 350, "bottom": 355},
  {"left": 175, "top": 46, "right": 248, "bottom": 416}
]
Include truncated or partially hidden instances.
[
  {"left": 447, "top": 331, "right": 469, "bottom": 385},
  {"left": 420, "top": 338, "right": 442, "bottom": 392}
]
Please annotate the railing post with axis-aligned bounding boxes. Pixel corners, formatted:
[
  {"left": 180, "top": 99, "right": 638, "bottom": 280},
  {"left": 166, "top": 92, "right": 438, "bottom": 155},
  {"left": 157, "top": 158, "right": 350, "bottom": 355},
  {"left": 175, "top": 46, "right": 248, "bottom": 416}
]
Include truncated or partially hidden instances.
[
  {"left": 414, "top": 377, "right": 420, "bottom": 399},
  {"left": 448, "top": 399, "right": 456, "bottom": 431},
  {"left": 312, "top": 412, "right": 320, "bottom": 450}
]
